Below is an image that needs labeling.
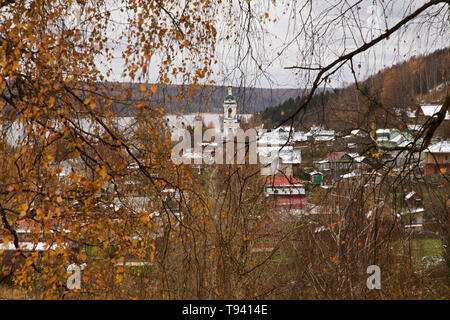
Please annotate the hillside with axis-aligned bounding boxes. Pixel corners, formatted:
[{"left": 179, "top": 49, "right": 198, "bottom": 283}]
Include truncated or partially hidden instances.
[
  {"left": 261, "top": 47, "right": 449, "bottom": 130},
  {"left": 84, "top": 83, "right": 308, "bottom": 115}
]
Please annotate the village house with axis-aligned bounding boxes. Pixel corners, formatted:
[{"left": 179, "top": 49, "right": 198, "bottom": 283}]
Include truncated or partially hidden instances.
[
  {"left": 375, "top": 128, "right": 413, "bottom": 149},
  {"left": 397, "top": 191, "right": 425, "bottom": 231},
  {"left": 315, "top": 152, "right": 366, "bottom": 175},
  {"left": 251, "top": 175, "right": 307, "bottom": 251},
  {"left": 407, "top": 104, "right": 450, "bottom": 122},
  {"left": 423, "top": 140, "right": 450, "bottom": 176},
  {"left": 264, "top": 175, "right": 307, "bottom": 211},
  {"left": 306, "top": 125, "right": 335, "bottom": 144},
  {"left": 308, "top": 171, "right": 324, "bottom": 185}
]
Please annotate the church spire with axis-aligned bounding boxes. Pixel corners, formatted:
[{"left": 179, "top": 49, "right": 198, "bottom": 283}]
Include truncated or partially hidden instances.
[{"left": 228, "top": 81, "right": 232, "bottom": 96}]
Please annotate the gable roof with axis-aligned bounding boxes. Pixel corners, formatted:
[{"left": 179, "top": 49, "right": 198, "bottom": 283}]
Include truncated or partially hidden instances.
[
  {"left": 425, "top": 140, "right": 450, "bottom": 153},
  {"left": 347, "top": 153, "right": 365, "bottom": 162},
  {"left": 420, "top": 105, "right": 450, "bottom": 119},
  {"left": 323, "top": 152, "right": 346, "bottom": 162},
  {"left": 409, "top": 105, "right": 450, "bottom": 120},
  {"left": 405, "top": 191, "right": 421, "bottom": 201},
  {"left": 266, "top": 175, "right": 304, "bottom": 187}
]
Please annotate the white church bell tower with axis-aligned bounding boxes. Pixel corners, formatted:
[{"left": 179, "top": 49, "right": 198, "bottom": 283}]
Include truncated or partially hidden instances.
[{"left": 223, "top": 82, "right": 240, "bottom": 139}]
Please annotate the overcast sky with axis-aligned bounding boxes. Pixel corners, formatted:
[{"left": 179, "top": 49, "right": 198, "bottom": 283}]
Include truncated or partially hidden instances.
[{"left": 97, "top": 0, "right": 449, "bottom": 89}]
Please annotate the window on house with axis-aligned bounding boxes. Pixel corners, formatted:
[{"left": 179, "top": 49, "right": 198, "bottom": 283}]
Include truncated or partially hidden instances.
[{"left": 263, "top": 223, "right": 271, "bottom": 231}]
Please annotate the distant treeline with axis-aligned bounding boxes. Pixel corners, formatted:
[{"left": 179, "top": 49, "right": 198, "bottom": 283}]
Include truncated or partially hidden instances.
[
  {"left": 82, "top": 83, "right": 307, "bottom": 115},
  {"left": 260, "top": 92, "right": 331, "bottom": 129}
]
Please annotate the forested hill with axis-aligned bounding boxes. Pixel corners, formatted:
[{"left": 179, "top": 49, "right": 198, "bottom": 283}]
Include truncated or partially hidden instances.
[
  {"left": 260, "top": 47, "right": 449, "bottom": 130},
  {"left": 85, "top": 83, "right": 308, "bottom": 115},
  {"left": 260, "top": 92, "right": 331, "bottom": 129}
]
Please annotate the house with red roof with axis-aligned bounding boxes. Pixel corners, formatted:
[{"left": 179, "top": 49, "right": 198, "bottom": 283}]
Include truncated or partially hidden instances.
[
  {"left": 265, "top": 175, "right": 307, "bottom": 211},
  {"left": 251, "top": 175, "right": 307, "bottom": 251}
]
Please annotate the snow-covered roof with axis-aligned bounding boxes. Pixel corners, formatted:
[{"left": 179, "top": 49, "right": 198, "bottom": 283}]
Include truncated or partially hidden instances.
[
  {"left": 376, "top": 129, "right": 392, "bottom": 134},
  {"left": 0, "top": 242, "right": 60, "bottom": 251},
  {"left": 421, "top": 105, "right": 449, "bottom": 119},
  {"left": 404, "top": 224, "right": 423, "bottom": 228},
  {"left": 258, "top": 131, "right": 289, "bottom": 145},
  {"left": 293, "top": 131, "right": 308, "bottom": 142},
  {"left": 391, "top": 134, "right": 404, "bottom": 143},
  {"left": 181, "top": 148, "right": 208, "bottom": 161},
  {"left": 398, "top": 140, "right": 412, "bottom": 148},
  {"left": 397, "top": 207, "right": 424, "bottom": 217},
  {"left": 405, "top": 191, "right": 416, "bottom": 200},
  {"left": 341, "top": 171, "right": 358, "bottom": 179},
  {"left": 314, "top": 136, "right": 334, "bottom": 141},
  {"left": 425, "top": 140, "right": 450, "bottom": 153},
  {"left": 407, "top": 105, "right": 449, "bottom": 120},
  {"left": 314, "top": 226, "right": 330, "bottom": 233},
  {"left": 407, "top": 109, "right": 416, "bottom": 118},
  {"left": 257, "top": 128, "right": 307, "bottom": 145},
  {"left": 113, "top": 197, "right": 151, "bottom": 212},
  {"left": 347, "top": 153, "right": 365, "bottom": 162},
  {"left": 407, "top": 124, "right": 421, "bottom": 131},
  {"left": 278, "top": 149, "right": 301, "bottom": 164},
  {"left": 307, "top": 126, "right": 335, "bottom": 141},
  {"left": 257, "top": 145, "right": 301, "bottom": 164}
]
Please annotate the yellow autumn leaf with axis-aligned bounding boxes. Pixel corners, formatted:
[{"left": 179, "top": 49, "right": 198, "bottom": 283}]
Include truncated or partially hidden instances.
[
  {"left": 100, "top": 166, "right": 107, "bottom": 179},
  {"left": 21, "top": 203, "right": 29, "bottom": 216}
]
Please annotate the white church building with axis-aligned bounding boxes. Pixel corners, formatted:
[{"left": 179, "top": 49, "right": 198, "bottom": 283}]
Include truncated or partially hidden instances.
[
  {"left": 222, "top": 82, "right": 241, "bottom": 139},
  {"left": 164, "top": 83, "right": 253, "bottom": 141},
  {"left": 164, "top": 84, "right": 302, "bottom": 175}
]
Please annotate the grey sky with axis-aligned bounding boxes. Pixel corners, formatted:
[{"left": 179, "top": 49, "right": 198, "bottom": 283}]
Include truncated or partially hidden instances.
[{"left": 97, "top": 0, "right": 449, "bottom": 89}]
